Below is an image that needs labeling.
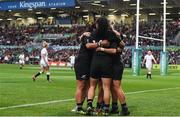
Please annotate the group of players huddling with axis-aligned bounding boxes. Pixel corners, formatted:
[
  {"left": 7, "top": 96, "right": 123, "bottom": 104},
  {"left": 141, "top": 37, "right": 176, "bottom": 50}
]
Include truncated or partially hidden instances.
[
  {"left": 29, "top": 17, "right": 130, "bottom": 116},
  {"left": 73, "top": 17, "right": 130, "bottom": 116}
]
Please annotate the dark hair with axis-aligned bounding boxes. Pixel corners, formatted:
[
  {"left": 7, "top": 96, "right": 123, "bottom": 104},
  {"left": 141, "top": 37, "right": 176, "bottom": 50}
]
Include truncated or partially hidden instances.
[
  {"left": 96, "top": 17, "right": 111, "bottom": 39},
  {"left": 87, "top": 23, "right": 96, "bottom": 32}
]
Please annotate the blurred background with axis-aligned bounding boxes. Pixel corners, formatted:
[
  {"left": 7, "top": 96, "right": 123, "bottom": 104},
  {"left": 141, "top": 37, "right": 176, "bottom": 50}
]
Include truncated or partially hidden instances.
[{"left": 0, "top": 0, "right": 179, "bottom": 67}]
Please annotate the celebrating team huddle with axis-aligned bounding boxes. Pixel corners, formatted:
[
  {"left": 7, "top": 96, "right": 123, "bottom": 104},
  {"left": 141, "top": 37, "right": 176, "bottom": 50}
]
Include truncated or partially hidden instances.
[
  {"left": 29, "top": 17, "right": 130, "bottom": 116},
  {"left": 21, "top": 17, "right": 162, "bottom": 116},
  {"left": 28, "top": 17, "right": 130, "bottom": 116},
  {"left": 73, "top": 17, "right": 130, "bottom": 116}
]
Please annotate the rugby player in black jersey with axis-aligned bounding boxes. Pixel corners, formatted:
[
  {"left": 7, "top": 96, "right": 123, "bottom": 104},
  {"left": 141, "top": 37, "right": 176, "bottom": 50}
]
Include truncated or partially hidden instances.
[
  {"left": 73, "top": 32, "right": 94, "bottom": 114},
  {"left": 73, "top": 24, "right": 108, "bottom": 114},
  {"left": 96, "top": 34, "right": 130, "bottom": 116},
  {"left": 86, "top": 17, "right": 123, "bottom": 116}
]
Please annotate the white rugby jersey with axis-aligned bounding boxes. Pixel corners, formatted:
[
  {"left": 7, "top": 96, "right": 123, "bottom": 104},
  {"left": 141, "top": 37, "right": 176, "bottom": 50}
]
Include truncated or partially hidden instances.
[
  {"left": 41, "top": 48, "right": 48, "bottom": 63},
  {"left": 70, "top": 55, "right": 75, "bottom": 64},
  {"left": 19, "top": 54, "right": 25, "bottom": 61},
  {"left": 144, "top": 54, "right": 155, "bottom": 65}
]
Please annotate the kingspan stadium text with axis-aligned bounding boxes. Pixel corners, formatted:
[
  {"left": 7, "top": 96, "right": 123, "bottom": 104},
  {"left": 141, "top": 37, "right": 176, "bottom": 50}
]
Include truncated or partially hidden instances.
[{"left": 20, "top": 1, "right": 46, "bottom": 9}]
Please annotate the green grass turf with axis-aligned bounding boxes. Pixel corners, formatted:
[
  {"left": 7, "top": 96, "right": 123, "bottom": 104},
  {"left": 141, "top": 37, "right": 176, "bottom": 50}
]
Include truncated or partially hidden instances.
[{"left": 0, "top": 64, "right": 180, "bottom": 116}]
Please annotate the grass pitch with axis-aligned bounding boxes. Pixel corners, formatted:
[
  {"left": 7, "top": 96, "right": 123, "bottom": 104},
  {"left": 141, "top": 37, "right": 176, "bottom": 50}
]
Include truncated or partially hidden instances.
[{"left": 0, "top": 64, "right": 180, "bottom": 116}]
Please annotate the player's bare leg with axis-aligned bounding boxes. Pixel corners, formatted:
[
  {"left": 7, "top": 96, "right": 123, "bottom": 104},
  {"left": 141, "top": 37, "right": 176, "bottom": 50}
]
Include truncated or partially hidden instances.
[
  {"left": 110, "top": 84, "right": 119, "bottom": 114},
  {"left": 75, "top": 80, "right": 86, "bottom": 114},
  {"left": 71, "top": 80, "right": 89, "bottom": 113},
  {"left": 20, "top": 64, "right": 22, "bottom": 69},
  {"left": 87, "top": 78, "right": 98, "bottom": 115},
  {"left": 101, "top": 78, "right": 111, "bottom": 116},
  {"left": 96, "top": 80, "right": 104, "bottom": 113},
  {"left": 147, "top": 68, "right": 152, "bottom": 79},
  {"left": 81, "top": 79, "right": 89, "bottom": 104},
  {"left": 19, "top": 63, "right": 24, "bottom": 69},
  {"left": 113, "top": 80, "right": 130, "bottom": 116}
]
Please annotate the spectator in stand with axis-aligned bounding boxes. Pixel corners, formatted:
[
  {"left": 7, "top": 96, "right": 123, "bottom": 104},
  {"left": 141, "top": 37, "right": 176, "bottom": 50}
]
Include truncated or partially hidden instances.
[{"left": 0, "top": 20, "right": 179, "bottom": 65}]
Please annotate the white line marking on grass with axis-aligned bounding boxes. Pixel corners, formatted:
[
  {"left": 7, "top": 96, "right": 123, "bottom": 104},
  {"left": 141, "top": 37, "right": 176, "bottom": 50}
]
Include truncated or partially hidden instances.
[
  {"left": 125, "top": 87, "right": 180, "bottom": 95},
  {"left": 0, "top": 87, "right": 180, "bottom": 110},
  {"left": 26, "top": 67, "right": 72, "bottom": 70},
  {"left": 0, "top": 99, "right": 75, "bottom": 110}
]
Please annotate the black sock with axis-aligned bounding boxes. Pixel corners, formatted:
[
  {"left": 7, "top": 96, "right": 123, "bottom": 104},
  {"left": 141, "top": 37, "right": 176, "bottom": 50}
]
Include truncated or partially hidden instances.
[
  {"left": 103, "top": 104, "right": 110, "bottom": 112},
  {"left": 147, "top": 74, "right": 149, "bottom": 79},
  {"left": 96, "top": 102, "right": 101, "bottom": 109},
  {"left": 101, "top": 101, "right": 105, "bottom": 109},
  {"left": 96, "top": 102, "right": 104, "bottom": 109},
  {"left": 81, "top": 98, "right": 85, "bottom": 106},
  {"left": 35, "top": 72, "right": 41, "bottom": 78},
  {"left": 77, "top": 103, "right": 83, "bottom": 111},
  {"left": 87, "top": 99, "right": 93, "bottom": 108},
  {"left": 112, "top": 102, "right": 118, "bottom": 110},
  {"left": 47, "top": 75, "right": 50, "bottom": 81},
  {"left": 121, "top": 103, "right": 128, "bottom": 111},
  {"left": 149, "top": 74, "right": 152, "bottom": 79}
]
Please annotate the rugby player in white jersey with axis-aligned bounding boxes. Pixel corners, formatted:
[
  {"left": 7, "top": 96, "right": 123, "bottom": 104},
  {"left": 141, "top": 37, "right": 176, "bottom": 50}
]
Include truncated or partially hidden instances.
[
  {"left": 19, "top": 53, "right": 25, "bottom": 69},
  {"left": 142, "top": 50, "right": 157, "bottom": 79},
  {"left": 69, "top": 54, "right": 75, "bottom": 70},
  {"left": 32, "top": 41, "right": 51, "bottom": 82}
]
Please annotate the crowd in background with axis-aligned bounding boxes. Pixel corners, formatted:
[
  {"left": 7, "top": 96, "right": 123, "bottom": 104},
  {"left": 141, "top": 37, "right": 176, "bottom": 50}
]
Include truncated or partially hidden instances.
[
  {"left": 0, "top": 21, "right": 179, "bottom": 46},
  {"left": 0, "top": 47, "right": 179, "bottom": 66},
  {"left": 0, "top": 20, "right": 179, "bottom": 66},
  {"left": 0, "top": 25, "right": 85, "bottom": 46}
]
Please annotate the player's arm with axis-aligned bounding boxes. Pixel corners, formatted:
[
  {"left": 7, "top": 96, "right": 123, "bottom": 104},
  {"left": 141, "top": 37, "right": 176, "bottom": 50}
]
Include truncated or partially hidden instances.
[
  {"left": 86, "top": 41, "right": 98, "bottom": 49},
  {"left": 113, "top": 29, "right": 120, "bottom": 36},
  {"left": 96, "top": 46, "right": 123, "bottom": 54},
  {"left": 142, "top": 55, "right": 146, "bottom": 65},
  {"left": 96, "top": 47, "right": 117, "bottom": 54},
  {"left": 86, "top": 40, "right": 110, "bottom": 49},
  {"left": 48, "top": 58, "right": 52, "bottom": 61},
  {"left": 152, "top": 56, "right": 157, "bottom": 64},
  {"left": 119, "top": 41, "right": 125, "bottom": 50},
  {"left": 116, "top": 47, "right": 123, "bottom": 53},
  {"left": 111, "top": 30, "right": 125, "bottom": 50},
  {"left": 111, "top": 25, "right": 120, "bottom": 36},
  {"left": 95, "top": 36, "right": 124, "bottom": 54},
  {"left": 79, "top": 32, "right": 91, "bottom": 40},
  {"left": 80, "top": 33, "right": 98, "bottom": 49},
  {"left": 99, "top": 40, "right": 124, "bottom": 54}
]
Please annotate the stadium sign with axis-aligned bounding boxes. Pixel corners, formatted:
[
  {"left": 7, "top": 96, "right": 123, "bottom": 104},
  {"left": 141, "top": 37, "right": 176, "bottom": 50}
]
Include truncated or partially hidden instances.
[
  {"left": 0, "top": 0, "right": 75, "bottom": 10},
  {"left": 0, "top": 45, "right": 24, "bottom": 48},
  {"left": 153, "top": 64, "right": 180, "bottom": 70},
  {"left": 20, "top": 1, "right": 46, "bottom": 9},
  {"left": 132, "top": 48, "right": 142, "bottom": 76}
]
